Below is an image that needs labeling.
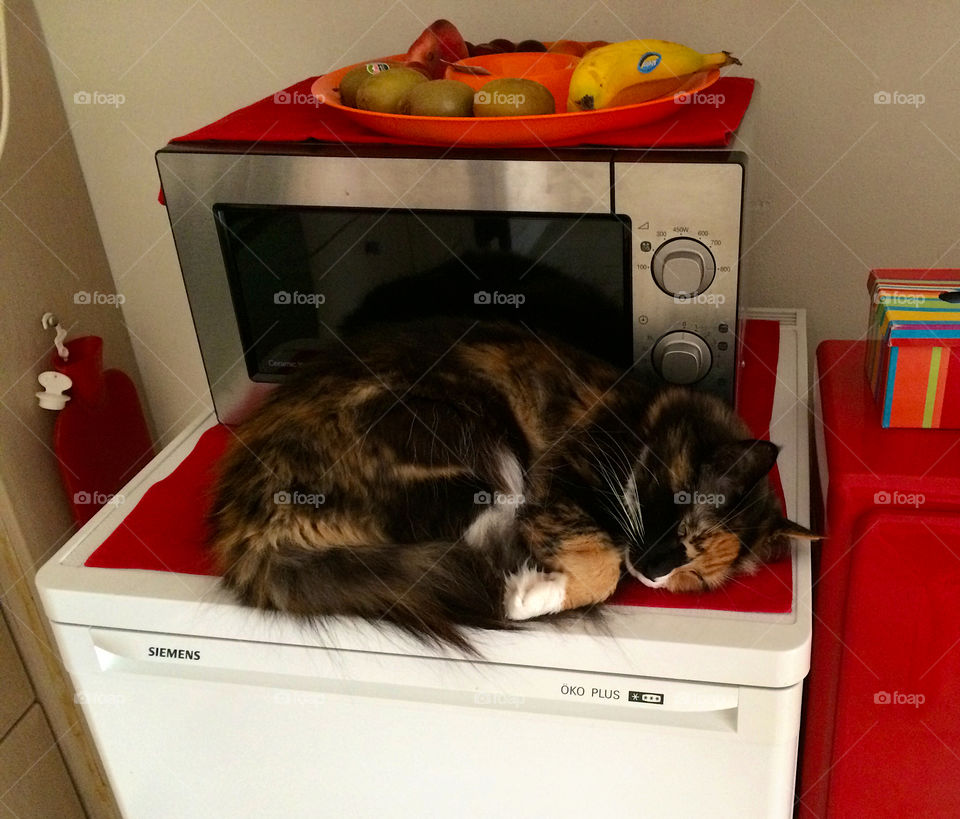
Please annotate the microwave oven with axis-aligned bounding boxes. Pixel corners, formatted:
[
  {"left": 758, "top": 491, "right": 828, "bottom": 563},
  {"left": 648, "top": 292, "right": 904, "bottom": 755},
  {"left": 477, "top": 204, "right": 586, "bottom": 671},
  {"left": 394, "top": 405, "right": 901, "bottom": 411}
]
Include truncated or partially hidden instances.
[{"left": 156, "top": 143, "right": 745, "bottom": 424}]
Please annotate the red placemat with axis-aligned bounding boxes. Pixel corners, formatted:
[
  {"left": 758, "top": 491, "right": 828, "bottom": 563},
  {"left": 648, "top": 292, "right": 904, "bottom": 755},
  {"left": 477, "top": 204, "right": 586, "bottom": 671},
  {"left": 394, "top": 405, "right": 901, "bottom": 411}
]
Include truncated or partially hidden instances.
[
  {"left": 85, "top": 426, "right": 228, "bottom": 575},
  {"left": 86, "top": 319, "right": 791, "bottom": 614},
  {"left": 170, "top": 76, "right": 753, "bottom": 149}
]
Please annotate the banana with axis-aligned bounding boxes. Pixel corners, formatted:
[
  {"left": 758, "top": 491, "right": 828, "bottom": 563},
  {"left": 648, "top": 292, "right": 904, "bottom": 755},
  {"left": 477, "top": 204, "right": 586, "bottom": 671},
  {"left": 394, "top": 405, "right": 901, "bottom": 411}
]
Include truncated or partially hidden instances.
[{"left": 567, "top": 39, "right": 740, "bottom": 111}]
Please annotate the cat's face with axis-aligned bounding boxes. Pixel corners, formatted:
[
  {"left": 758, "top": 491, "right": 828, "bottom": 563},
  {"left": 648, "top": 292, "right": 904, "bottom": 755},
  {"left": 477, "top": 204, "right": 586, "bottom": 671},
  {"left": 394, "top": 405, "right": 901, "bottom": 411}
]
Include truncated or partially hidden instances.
[{"left": 622, "top": 440, "right": 814, "bottom": 592}]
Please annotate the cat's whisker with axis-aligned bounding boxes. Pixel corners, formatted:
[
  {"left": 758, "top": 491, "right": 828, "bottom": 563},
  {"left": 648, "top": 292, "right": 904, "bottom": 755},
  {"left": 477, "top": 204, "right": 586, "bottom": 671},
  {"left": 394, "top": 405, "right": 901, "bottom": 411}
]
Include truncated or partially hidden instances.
[
  {"left": 595, "top": 488, "right": 638, "bottom": 542},
  {"left": 591, "top": 460, "right": 635, "bottom": 536},
  {"left": 724, "top": 575, "right": 756, "bottom": 591},
  {"left": 591, "top": 453, "right": 645, "bottom": 542},
  {"left": 628, "top": 471, "right": 645, "bottom": 540},
  {"left": 618, "top": 478, "right": 643, "bottom": 541}
]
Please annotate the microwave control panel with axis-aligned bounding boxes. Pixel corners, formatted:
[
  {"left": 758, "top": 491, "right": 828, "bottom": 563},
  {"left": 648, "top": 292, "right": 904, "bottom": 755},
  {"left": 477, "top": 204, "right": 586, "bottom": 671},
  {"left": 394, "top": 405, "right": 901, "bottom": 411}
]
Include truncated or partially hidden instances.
[{"left": 614, "top": 161, "right": 743, "bottom": 402}]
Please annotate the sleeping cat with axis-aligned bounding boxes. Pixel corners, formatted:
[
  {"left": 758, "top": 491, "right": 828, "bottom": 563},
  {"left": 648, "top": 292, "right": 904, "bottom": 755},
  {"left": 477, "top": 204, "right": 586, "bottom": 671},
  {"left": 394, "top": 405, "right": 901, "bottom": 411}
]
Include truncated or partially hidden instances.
[{"left": 208, "top": 319, "right": 815, "bottom": 649}]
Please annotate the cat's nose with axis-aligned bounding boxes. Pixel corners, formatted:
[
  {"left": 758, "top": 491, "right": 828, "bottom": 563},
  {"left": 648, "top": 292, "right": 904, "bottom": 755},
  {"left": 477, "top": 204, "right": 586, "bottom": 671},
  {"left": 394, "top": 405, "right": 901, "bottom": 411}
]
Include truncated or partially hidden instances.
[
  {"left": 641, "top": 561, "right": 673, "bottom": 581},
  {"left": 639, "top": 550, "right": 685, "bottom": 582}
]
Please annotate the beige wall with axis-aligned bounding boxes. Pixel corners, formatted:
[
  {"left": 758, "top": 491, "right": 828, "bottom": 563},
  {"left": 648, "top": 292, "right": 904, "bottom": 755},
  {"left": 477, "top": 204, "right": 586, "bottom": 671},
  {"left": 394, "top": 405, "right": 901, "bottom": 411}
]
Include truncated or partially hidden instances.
[
  {"left": 31, "top": 1, "right": 960, "bottom": 437},
  {"left": 0, "top": 0, "right": 146, "bottom": 815}
]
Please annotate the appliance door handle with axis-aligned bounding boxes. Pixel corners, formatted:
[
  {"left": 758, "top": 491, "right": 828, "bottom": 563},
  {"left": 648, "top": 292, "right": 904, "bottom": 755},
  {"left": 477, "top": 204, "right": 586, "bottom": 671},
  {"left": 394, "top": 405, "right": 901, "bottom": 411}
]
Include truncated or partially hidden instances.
[{"left": 61, "top": 625, "right": 750, "bottom": 733}]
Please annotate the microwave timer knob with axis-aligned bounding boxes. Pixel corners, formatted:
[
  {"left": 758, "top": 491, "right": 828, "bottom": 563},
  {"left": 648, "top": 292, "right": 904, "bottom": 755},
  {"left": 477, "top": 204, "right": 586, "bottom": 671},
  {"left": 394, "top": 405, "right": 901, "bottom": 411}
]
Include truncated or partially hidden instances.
[
  {"left": 652, "top": 331, "right": 712, "bottom": 385},
  {"left": 651, "top": 238, "right": 716, "bottom": 297}
]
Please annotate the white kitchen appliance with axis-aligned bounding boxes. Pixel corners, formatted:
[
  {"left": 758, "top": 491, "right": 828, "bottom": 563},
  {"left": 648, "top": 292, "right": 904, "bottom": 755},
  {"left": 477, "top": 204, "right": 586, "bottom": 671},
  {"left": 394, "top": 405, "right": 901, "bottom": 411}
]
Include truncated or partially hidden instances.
[{"left": 37, "top": 310, "right": 811, "bottom": 819}]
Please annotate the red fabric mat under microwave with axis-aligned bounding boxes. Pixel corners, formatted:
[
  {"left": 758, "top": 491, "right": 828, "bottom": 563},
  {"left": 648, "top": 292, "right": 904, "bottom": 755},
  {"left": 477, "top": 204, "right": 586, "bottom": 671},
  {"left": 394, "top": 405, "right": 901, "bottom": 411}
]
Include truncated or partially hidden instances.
[
  {"left": 85, "top": 319, "right": 791, "bottom": 614},
  {"left": 170, "top": 76, "right": 753, "bottom": 148}
]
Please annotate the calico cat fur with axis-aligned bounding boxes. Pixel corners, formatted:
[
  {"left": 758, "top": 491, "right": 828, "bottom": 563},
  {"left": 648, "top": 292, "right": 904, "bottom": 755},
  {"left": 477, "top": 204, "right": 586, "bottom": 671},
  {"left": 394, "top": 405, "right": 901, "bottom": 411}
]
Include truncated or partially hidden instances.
[{"left": 208, "top": 319, "right": 815, "bottom": 651}]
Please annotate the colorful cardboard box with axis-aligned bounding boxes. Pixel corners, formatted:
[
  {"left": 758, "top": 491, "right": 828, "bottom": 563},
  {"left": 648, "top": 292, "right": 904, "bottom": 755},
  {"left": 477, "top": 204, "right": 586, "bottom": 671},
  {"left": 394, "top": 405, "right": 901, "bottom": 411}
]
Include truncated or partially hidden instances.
[{"left": 866, "top": 269, "right": 960, "bottom": 428}]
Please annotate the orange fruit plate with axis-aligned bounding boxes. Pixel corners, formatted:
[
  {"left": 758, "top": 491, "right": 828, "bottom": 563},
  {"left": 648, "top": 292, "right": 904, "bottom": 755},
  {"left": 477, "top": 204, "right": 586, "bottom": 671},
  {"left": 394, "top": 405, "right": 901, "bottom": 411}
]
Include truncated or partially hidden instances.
[{"left": 309, "top": 56, "right": 721, "bottom": 147}]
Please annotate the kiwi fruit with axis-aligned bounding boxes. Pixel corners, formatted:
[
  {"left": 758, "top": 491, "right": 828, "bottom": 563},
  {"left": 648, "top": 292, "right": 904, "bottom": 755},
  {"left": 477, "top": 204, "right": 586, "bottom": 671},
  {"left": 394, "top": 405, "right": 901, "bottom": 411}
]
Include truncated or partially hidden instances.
[
  {"left": 355, "top": 66, "right": 428, "bottom": 114},
  {"left": 473, "top": 78, "right": 555, "bottom": 117},
  {"left": 400, "top": 79, "right": 475, "bottom": 117},
  {"left": 338, "top": 61, "right": 398, "bottom": 108}
]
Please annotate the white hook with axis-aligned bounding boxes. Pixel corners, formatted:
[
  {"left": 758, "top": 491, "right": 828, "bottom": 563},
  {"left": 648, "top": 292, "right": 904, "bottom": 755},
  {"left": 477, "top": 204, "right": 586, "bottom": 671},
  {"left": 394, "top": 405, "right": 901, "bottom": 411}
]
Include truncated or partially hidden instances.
[{"left": 41, "top": 312, "right": 69, "bottom": 360}]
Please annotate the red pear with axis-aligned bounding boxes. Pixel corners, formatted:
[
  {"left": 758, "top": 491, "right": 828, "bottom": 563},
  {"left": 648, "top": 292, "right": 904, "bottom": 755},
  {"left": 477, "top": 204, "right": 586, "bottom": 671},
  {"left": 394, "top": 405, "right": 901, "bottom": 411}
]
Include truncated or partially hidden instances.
[
  {"left": 405, "top": 19, "right": 468, "bottom": 79},
  {"left": 430, "top": 19, "right": 469, "bottom": 63}
]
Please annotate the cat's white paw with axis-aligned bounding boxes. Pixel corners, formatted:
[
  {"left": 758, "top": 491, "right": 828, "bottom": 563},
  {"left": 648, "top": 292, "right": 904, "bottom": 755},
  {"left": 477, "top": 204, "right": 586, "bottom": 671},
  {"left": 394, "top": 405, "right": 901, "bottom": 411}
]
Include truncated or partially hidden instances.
[{"left": 504, "top": 566, "right": 567, "bottom": 620}]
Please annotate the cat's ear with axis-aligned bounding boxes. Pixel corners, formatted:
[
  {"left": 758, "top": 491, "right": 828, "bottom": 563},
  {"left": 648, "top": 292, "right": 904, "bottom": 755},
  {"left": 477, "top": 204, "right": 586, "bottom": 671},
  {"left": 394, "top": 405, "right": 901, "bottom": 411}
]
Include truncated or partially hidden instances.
[
  {"left": 775, "top": 519, "right": 822, "bottom": 541},
  {"left": 713, "top": 439, "right": 780, "bottom": 487}
]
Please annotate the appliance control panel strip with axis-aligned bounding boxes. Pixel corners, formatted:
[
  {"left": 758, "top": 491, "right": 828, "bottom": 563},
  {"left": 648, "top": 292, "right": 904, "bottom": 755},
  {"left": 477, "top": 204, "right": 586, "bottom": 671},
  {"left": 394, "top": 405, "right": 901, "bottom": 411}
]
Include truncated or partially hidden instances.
[{"left": 62, "top": 624, "right": 742, "bottom": 733}]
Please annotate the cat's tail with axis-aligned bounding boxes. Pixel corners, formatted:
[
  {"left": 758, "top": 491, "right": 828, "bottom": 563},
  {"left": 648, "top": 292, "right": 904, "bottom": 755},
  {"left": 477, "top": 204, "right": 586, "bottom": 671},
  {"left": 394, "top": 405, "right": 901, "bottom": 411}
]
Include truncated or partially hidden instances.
[{"left": 214, "top": 536, "right": 509, "bottom": 653}]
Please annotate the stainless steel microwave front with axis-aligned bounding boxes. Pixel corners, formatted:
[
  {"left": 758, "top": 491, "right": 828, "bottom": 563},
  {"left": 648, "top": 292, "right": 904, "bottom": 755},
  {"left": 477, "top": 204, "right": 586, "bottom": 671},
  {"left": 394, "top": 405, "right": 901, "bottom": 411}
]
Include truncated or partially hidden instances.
[{"left": 157, "top": 149, "right": 741, "bottom": 424}]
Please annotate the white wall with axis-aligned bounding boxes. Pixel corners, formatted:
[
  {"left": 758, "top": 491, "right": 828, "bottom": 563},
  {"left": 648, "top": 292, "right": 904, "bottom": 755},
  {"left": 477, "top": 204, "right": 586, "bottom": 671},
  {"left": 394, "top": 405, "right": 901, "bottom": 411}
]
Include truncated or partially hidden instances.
[{"left": 31, "top": 1, "right": 960, "bottom": 441}]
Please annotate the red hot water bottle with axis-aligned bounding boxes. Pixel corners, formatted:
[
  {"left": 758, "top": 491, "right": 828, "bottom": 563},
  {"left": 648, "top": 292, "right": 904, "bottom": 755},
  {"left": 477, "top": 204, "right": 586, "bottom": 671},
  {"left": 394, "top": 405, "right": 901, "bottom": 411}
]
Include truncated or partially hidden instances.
[{"left": 52, "top": 336, "right": 156, "bottom": 526}]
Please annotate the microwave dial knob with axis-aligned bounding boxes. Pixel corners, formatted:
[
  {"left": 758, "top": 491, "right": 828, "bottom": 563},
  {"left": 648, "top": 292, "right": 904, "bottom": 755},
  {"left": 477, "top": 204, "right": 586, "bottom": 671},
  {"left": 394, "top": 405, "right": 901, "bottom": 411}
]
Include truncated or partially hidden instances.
[
  {"left": 653, "top": 331, "right": 712, "bottom": 385},
  {"left": 651, "top": 238, "right": 716, "bottom": 297}
]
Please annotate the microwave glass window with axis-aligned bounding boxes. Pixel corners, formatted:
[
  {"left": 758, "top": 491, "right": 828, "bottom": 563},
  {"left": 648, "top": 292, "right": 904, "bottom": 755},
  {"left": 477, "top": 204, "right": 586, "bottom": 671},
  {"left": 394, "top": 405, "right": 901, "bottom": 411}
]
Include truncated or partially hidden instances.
[{"left": 214, "top": 205, "right": 631, "bottom": 380}]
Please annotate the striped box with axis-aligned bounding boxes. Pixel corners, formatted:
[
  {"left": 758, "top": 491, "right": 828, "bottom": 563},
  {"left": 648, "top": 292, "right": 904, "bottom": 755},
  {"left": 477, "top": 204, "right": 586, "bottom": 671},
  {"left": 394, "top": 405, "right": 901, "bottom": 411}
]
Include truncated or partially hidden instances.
[{"left": 867, "top": 269, "right": 960, "bottom": 428}]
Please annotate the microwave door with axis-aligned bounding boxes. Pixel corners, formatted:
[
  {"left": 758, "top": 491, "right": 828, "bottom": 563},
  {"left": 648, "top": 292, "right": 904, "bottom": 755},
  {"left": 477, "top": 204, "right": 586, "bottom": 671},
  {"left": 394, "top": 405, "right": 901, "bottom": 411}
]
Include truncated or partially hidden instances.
[{"left": 157, "top": 152, "right": 615, "bottom": 424}]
